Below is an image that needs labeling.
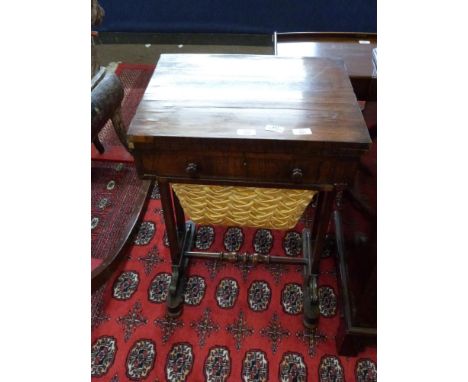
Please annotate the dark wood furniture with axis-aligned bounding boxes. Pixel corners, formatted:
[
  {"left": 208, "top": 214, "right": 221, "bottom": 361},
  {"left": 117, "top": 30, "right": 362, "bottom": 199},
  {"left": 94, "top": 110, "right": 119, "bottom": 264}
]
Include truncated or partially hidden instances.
[
  {"left": 127, "top": 54, "right": 371, "bottom": 328},
  {"left": 274, "top": 32, "right": 377, "bottom": 102},
  {"left": 91, "top": 177, "right": 152, "bottom": 292},
  {"left": 333, "top": 205, "right": 377, "bottom": 355},
  {"left": 332, "top": 126, "right": 377, "bottom": 355}
]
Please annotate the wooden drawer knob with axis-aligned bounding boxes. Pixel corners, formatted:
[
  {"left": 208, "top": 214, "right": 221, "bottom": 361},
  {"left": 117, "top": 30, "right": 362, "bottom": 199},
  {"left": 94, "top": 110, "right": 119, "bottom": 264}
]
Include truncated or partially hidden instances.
[
  {"left": 291, "top": 168, "right": 303, "bottom": 183},
  {"left": 186, "top": 162, "right": 198, "bottom": 176}
]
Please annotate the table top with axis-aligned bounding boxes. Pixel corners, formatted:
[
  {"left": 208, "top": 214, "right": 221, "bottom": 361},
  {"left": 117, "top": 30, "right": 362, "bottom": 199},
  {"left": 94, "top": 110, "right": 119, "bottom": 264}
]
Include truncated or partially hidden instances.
[
  {"left": 275, "top": 34, "right": 377, "bottom": 79},
  {"left": 127, "top": 54, "right": 371, "bottom": 150}
]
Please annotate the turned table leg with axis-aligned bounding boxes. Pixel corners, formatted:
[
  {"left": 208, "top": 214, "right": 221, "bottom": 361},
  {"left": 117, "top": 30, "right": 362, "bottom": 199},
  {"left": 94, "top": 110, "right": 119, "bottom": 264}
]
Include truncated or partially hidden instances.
[
  {"left": 173, "top": 191, "right": 187, "bottom": 239},
  {"left": 159, "top": 179, "right": 195, "bottom": 317},
  {"left": 159, "top": 179, "right": 184, "bottom": 317},
  {"left": 303, "top": 190, "right": 335, "bottom": 328}
]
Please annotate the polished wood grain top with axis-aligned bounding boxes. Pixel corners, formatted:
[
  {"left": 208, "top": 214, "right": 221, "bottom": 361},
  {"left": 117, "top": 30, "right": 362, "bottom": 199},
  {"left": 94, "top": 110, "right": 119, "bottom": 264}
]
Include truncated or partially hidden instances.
[
  {"left": 275, "top": 33, "right": 377, "bottom": 79},
  {"left": 127, "top": 54, "right": 371, "bottom": 150}
]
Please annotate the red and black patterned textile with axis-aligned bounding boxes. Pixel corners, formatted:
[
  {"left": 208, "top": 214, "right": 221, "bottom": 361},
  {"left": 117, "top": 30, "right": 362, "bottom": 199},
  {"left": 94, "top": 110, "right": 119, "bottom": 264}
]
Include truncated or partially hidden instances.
[{"left": 92, "top": 192, "right": 377, "bottom": 381}]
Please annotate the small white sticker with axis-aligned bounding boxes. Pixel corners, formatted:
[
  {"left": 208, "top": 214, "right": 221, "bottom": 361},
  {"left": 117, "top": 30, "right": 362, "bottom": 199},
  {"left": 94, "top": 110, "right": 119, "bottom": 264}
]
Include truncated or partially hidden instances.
[
  {"left": 359, "top": 40, "right": 371, "bottom": 44},
  {"left": 292, "top": 128, "right": 312, "bottom": 135},
  {"left": 237, "top": 129, "right": 256, "bottom": 136},
  {"left": 265, "top": 124, "right": 285, "bottom": 133}
]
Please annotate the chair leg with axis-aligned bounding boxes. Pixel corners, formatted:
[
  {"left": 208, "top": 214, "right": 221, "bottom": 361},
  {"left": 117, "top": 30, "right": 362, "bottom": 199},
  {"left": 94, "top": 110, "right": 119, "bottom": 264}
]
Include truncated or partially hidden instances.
[{"left": 93, "top": 137, "right": 105, "bottom": 154}]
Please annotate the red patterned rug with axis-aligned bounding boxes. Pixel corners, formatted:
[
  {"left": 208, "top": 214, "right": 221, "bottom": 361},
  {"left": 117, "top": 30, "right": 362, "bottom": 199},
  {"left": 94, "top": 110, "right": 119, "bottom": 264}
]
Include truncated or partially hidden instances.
[
  {"left": 91, "top": 192, "right": 377, "bottom": 381},
  {"left": 91, "top": 64, "right": 156, "bottom": 162}
]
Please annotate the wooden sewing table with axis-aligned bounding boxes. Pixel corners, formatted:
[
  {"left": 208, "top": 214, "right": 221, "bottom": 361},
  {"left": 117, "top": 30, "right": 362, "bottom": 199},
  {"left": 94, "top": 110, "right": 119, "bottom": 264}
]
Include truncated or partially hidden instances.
[{"left": 127, "top": 54, "right": 371, "bottom": 328}]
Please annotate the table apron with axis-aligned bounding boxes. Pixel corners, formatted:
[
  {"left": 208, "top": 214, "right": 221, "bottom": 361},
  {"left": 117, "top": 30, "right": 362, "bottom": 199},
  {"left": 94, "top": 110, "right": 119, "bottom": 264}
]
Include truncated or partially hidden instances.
[
  {"left": 152, "top": 176, "right": 338, "bottom": 191},
  {"left": 132, "top": 151, "right": 359, "bottom": 189}
]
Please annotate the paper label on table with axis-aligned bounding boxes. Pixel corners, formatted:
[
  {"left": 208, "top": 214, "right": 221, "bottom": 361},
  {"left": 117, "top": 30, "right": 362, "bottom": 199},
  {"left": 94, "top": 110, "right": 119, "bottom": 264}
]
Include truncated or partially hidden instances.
[
  {"left": 359, "top": 40, "right": 371, "bottom": 44},
  {"left": 265, "top": 124, "right": 285, "bottom": 133},
  {"left": 292, "top": 128, "right": 312, "bottom": 135},
  {"left": 237, "top": 129, "right": 256, "bottom": 136}
]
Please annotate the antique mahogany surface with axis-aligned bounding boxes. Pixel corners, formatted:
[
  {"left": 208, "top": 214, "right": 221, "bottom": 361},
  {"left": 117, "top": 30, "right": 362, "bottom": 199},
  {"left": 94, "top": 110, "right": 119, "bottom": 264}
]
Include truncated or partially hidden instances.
[
  {"left": 275, "top": 33, "right": 376, "bottom": 78},
  {"left": 274, "top": 33, "right": 377, "bottom": 101},
  {"left": 129, "top": 54, "right": 370, "bottom": 147},
  {"left": 128, "top": 54, "right": 371, "bottom": 189},
  {"left": 127, "top": 54, "right": 371, "bottom": 330}
]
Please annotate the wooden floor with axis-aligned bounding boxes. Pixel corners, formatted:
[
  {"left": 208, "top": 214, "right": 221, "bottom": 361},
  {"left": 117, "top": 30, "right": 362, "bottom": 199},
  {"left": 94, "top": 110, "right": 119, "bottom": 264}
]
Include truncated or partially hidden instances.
[{"left": 95, "top": 43, "right": 273, "bottom": 67}]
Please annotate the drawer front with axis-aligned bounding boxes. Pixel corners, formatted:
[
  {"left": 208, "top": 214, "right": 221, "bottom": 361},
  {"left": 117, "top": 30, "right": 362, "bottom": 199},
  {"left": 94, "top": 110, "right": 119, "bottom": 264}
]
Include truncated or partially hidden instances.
[{"left": 135, "top": 150, "right": 358, "bottom": 186}]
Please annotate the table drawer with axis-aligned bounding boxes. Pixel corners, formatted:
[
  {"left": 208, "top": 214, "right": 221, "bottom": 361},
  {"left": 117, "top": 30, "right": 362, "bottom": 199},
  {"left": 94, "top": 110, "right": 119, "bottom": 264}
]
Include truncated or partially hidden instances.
[{"left": 135, "top": 150, "right": 358, "bottom": 186}]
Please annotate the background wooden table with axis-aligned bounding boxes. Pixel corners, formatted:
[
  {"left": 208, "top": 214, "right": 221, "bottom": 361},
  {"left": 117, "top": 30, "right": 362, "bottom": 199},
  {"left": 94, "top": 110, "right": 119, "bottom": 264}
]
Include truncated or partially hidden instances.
[{"left": 274, "top": 32, "right": 377, "bottom": 101}]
